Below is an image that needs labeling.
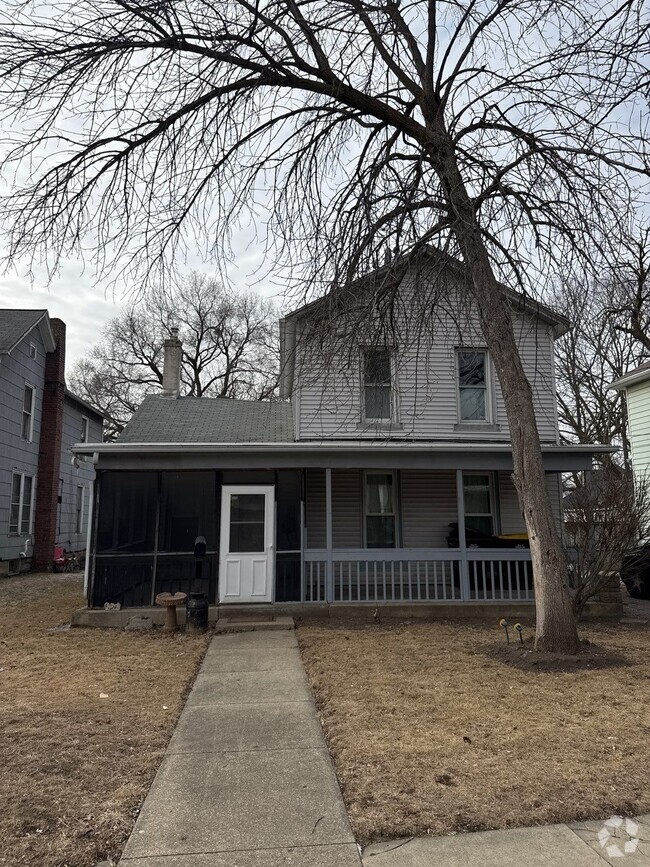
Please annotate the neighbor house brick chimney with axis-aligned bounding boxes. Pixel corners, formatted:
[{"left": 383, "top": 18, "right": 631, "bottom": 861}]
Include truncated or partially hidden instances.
[
  {"left": 161, "top": 326, "right": 182, "bottom": 398},
  {"left": 33, "top": 318, "right": 66, "bottom": 571}
]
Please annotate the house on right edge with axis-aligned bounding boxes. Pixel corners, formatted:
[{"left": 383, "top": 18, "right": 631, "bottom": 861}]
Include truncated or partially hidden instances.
[{"left": 610, "top": 361, "right": 650, "bottom": 484}]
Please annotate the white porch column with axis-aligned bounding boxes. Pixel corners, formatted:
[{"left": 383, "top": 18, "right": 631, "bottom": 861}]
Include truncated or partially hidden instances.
[
  {"left": 456, "top": 469, "right": 471, "bottom": 601},
  {"left": 325, "top": 467, "right": 334, "bottom": 603}
]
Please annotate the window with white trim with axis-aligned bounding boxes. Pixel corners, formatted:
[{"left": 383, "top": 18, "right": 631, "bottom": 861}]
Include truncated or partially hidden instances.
[
  {"left": 463, "top": 473, "right": 494, "bottom": 537},
  {"left": 22, "top": 384, "right": 34, "bottom": 441},
  {"left": 29, "top": 343, "right": 37, "bottom": 360},
  {"left": 9, "top": 472, "right": 34, "bottom": 535},
  {"left": 364, "top": 471, "right": 396, "bottom": 548},
  {"left": 363, "top": 348, "right": 392, "bottom": 421},
  {"left": 80, "top": 416, "right": 88, "bottom": 443},
  {"left": 457, "top": 350, "right": 489, "bottom": 422},
  {"left": 76, "top": 485, "right": 85, "bottom": 534}
]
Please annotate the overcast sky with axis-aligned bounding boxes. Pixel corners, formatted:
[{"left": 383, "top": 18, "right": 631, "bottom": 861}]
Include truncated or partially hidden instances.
[{"left": 0, "top": 231, "right": 279, "bottom": 371}]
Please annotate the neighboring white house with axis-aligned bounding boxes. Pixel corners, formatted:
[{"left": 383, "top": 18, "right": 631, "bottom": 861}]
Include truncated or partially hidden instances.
[
  {"left": 610, "top": 361, "right": 650, "bottom": 485},
  {"left": 74, "top": 251, "right": 611, "bottom": 611}
]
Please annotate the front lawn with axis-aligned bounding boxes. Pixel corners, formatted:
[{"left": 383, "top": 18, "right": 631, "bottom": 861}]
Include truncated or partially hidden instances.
[
  {"left": 0, "top": 573, "right": 209, "bottom": 867},
  {"left": 298, "top": 620, "right": 650, "bottom": 845}
]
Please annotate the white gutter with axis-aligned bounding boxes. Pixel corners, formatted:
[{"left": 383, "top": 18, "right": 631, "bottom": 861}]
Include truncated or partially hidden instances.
[
  {"left": 72, "top": 440, "right": 617, "bottom": 456},
  {"left": 609, "top": 367, "right": 650, "bottom": 392}
]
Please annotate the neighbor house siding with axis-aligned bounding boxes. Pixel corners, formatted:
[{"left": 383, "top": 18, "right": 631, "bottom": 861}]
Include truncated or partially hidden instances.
[
  {"left": 293, "top": 267, "right": 559, "bottom": 443},
  {"left": 627, "top": 380, "right": 650, "bottom": 484},
  {"left": 56, "top": 397, "right": 102, "bottom": 551},
  {"left": 0, "top": 327, "right": 46, "bottom": 562},
  {"left": 400, "top": 469, "right": 457, "bottom": 547}
]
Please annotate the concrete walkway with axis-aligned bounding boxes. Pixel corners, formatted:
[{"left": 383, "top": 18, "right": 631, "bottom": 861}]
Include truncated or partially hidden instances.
[
  {"left": 362, "top": 816, "right": 650, "bottom": 866},
  {"left": 119, "top": 629, "right": 361, "bottom": 866}
]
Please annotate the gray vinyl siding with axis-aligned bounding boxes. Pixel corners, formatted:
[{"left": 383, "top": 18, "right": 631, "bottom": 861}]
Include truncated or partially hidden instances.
[
  {"left": 498, "top": 471, "right": 563, "bottom": 536},
  {"left": 627, "top": 381, "right": 650, "bottom": 484},
  {"left": 0, "top": 327, "right": 46, "bottom": 561},
  {"left": 293, "top": 267, "right": 559, "bottom": 443},
  {"left": 400, "top": 469, "right": 457, "bottom": 547},
  {"left": 56, "top": 397, "right": 102, "bottom": 551},
  {"left": 305, "top": 468, "right": 362, "bottom": 548}
]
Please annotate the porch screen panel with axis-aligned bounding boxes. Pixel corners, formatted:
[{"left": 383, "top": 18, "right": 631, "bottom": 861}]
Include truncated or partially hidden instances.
[
  {"left": 158, "top": 471, "right": 218, "bottom": 552},
  {"left": 96, "top": 471, "right": 158, "bottom": 553}
]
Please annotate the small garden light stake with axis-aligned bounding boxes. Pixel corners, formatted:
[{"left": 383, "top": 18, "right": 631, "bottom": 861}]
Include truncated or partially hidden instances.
[
  {"left": 499, "top": 618, "right": 510, "bottom": 644},
  {"left": 515, "top": 623, "right": 524, "bottom": 644}
]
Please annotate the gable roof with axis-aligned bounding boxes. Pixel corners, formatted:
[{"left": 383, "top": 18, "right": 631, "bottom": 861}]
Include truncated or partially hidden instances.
[
  {"left": 118, "top": 395, "right": 294, "bottom": 444},
  {"left": 64, "top": 388, "right": 107, "bottom": 421},
  {"left": 0, "top": 309, "right": 56, "bottom": 354},
  {"left": 609, "top": 360, "right": 650, "bottom": 392}
]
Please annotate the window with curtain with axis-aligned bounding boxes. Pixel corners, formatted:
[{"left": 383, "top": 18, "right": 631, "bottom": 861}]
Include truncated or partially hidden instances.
[
  {"left": 364, "top": 471, "right": 396, "bottom": 548},
  {"left": 463, "top": 473, "right": 494, "bottom": 536},
  {"left": 363, "top": 349, "right": 392, "bottom": 420},
  {"left": 457, "top": 350, "right": 488, "bottom": 422}
]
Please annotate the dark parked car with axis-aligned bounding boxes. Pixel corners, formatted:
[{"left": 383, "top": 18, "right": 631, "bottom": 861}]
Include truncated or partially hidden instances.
[{"left": 620, "top": 546, "right": 650, "bottom": 599}]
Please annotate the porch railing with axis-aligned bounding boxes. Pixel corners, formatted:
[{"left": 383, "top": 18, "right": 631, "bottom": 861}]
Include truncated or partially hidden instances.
[{"left": 303, "top": 548, "right": 533, "bottom": 603}]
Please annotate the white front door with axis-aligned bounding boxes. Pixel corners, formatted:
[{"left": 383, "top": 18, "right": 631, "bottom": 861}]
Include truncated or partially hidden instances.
[{"left": 219, "top": 485, "right": 275, "bottom": 604}]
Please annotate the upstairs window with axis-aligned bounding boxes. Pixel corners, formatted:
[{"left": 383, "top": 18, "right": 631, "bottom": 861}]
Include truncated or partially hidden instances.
[
  {"left": 80, "top": 416, "right": 88, "bottom": 443},
  {"left": 363, "top": 349, "right": 392, "bottom": 421},
  {"left": 457, "top": 350, "right": 488, "bottom": 422},
  {"left": 9, "top": 472, "right": 33, "bottom": 535},
  {"left": 364, "top": 471, "right": 396, "bottom": 548},
  {"left": 22, "top": 385, "right": 34, "bottom": 441}
]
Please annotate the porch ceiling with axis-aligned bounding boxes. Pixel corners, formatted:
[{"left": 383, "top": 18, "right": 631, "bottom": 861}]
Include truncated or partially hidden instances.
[{"left": 73, "top": 440, "right": 614, "bottom": 472}]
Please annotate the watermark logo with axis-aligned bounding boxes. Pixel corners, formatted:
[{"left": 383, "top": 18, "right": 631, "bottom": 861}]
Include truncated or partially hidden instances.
[{"left": 598, "top": 816, "right": 640, "bottom": 858}]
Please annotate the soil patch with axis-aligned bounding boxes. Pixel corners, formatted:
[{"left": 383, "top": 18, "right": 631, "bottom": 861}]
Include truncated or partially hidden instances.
[{"left": 483, "top": 637, "right": 630, "bottom": 672}]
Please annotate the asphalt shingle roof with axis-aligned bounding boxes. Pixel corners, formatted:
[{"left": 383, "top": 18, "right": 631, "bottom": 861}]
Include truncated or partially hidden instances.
[
  {"left": 118, "top": 395, "right": 295, "bottom": 444},
  {"left": 0, "top": 309, "right": 48, "bottom": 353}
]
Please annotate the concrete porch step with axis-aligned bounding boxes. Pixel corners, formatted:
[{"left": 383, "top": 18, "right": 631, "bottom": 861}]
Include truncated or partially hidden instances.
[{"left": 214, "top": 615, "right": 295, "bottom": 634}]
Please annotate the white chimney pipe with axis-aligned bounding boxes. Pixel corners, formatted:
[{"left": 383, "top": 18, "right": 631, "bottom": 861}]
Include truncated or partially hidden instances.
[{"left": 161, "top": 326, "right": 182, "bottom": 398}]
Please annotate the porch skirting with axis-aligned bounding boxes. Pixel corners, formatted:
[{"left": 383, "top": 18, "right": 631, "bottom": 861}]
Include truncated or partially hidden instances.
[{"left": 71, "top": 598, "right": 621, "bottom": 628}]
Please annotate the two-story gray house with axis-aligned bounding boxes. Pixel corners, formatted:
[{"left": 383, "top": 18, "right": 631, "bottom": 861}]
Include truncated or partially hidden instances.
[
  {"left": 73, "top": 252, "right": 610, "bottom": 613},
  {"left": 0, "top": 309, "right": 104, "bottom": 575}
]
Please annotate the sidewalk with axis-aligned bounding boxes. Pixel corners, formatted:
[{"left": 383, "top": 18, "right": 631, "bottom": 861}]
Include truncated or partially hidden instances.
[
  {"left": 119, "top": 628, "right": 361, "bottom": 866},
  {"left": 362, "top": 817, "right": 650, "bottom": 866}
]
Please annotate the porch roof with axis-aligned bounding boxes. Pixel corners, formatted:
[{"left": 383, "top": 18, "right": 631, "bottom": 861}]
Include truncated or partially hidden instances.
[{"left": 72, "top": 438, "right": 614, "bottom": 472}]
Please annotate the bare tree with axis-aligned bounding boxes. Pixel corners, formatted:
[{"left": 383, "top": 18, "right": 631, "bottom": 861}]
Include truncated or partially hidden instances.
[
  {"left": 70, "top": 274, "right": 279, "bottom": 438},
  {"left": 0, "top": 0, "right": 648, "bottom": 650},
  {"left": 565, "top": 468, "right": 650, "bottom": 618},
  {"left": 552, "top": 233, "right": 650, "bottom": 467}
]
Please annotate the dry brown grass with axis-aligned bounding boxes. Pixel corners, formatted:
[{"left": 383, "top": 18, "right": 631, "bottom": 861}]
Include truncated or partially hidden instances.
[
  {"left": 0, "top": 573, "right": 209, "bottom": 867},
  {"left": 298, "top": 619, "right": 650, "bottom": 845}
]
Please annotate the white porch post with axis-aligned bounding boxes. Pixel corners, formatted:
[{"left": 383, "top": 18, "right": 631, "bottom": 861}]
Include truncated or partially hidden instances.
[
  {"left": 456, "top": 470, "right": 471, "bottom": 601},
  {"left": 325, "top": 467, "right": 334, "bottom": 603}
]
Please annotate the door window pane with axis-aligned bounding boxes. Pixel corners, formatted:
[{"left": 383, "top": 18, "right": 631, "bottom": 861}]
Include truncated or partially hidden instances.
[{"left": 229, "top": 493, "right": 265, "bottom": 553}]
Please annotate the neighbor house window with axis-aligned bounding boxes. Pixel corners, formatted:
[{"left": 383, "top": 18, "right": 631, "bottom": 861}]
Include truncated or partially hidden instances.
[
  {"left": 22, "top": 384, "right": 34, "bottom": 440},
  {"left": 364, "top": 471, "right": 396, "bottom": 548},
  {"left": 76, "top": 485, "right": 85, "bottom": 534},
  {"left": 80, "top": 416, "right": 88, "bottom": 443},
  {"left": 9, "top": 472, "right": 34, "bottom": 535},
  {"left": 29, "top": 343, "right": 37, "bottom": 360},
  {"left": 463, "top": 473, "right": 494, "bottom": 537},
  {"left": 457, "top": 350, "right": 488, "bottom": 422},
  {"left": 363, "top": 348, "right": 392, "bottom": 420}
]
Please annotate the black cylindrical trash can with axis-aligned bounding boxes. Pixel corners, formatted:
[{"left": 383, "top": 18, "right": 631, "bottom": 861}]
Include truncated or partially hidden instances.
[{"left": 186, "top": 591, "right": 209, "bottom": 632}]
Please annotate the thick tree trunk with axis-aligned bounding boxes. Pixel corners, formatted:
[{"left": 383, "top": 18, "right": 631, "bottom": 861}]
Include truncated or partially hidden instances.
[{"left": 434, "top": 137, "right": 581, "bottom": 653}]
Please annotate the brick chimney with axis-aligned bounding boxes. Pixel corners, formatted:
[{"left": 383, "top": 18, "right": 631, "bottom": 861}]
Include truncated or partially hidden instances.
[
  {"left": 33, "top": 318, "right": 66, "bottom": 571},
  {"left": 161, "top": 327, "right": 182, "bottom": 398}
]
